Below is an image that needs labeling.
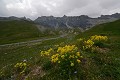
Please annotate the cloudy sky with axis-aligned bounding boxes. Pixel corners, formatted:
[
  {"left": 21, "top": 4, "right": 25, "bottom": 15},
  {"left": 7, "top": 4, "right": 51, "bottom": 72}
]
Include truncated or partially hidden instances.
[{"left": 0, "top": 0, "right": 120, "bottom": 19}]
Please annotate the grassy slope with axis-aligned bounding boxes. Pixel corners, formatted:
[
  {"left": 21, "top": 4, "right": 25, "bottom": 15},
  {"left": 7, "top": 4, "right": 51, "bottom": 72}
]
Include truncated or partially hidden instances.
[
  {"left": 39, "top": 20, "right": 120, "bottom": 80},
  {"left": 0, "top": 20, "right": 42, "bottom": 44},
  {"left": 83, "top": 20, "right": 120, "bottom": 36},
  {"left": 0, "top": 35, "right": 70, "bottom": 79},
  {"left": 40, "top": 20, "right": 120, "bottom": 80},
  {"left": 0, "top": 20, "right": 80, "bottom": 45},
  {"left": 74, "top": 20, "right": 120, "bottom": 80},
  {"left": 0, "top": 20, "right": 60, "bottom": 45}
]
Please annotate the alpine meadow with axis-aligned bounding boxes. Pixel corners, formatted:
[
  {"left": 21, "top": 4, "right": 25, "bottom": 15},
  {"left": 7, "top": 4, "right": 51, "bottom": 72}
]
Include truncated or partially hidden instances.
[{"left": 0, "top": 0, "right": 120, "bottom": 80}]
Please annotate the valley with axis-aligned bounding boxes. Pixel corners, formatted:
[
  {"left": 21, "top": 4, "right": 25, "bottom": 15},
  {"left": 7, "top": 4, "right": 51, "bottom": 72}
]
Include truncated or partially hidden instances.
[{"left": 0, "top": 15, "right": 120, "bottom": 80}]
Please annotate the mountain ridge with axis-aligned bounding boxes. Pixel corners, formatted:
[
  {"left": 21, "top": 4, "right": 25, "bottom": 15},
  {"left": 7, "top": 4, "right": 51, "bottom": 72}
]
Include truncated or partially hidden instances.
[
  {"left": 0, "top": 13, "right": 120, "bottom": 30},
  {"left": 34, "top": 13, "right": 120, "bottom": 29}
]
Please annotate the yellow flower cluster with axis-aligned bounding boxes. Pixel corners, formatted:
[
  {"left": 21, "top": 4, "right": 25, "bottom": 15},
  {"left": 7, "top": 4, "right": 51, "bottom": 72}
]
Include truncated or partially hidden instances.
[
  {"left": 14, "top": 62, "right": 27, "bottom": 68},
  {"left": 51, "top": 54, "right": 59, "bottom": 63},
  {"left": 57, "top": 45, "right": 78, "bottom": 54},
  {"left": 83, "top": 39, "right": 94, "bottom": 50},
  {"left": 90, "top": 35, "right": 108, "bottom": 42},
  {"left": 14, "top": 62, "right": 27, "bottom": 74},
  {"left": 79, "top": 35, "right": 108, "bottom": 51},
  {"left": 51, "top": 45, "right": 82, "bottom": 67},
  {"left": 40, "top": 48, "right": 53, "bottom": 56},
  {"left": 70, "top": 63, "right": 74, "bottom": 66}
]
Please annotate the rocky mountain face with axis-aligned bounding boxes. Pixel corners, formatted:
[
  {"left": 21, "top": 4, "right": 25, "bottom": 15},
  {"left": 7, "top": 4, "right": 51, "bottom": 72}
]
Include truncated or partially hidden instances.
[
  {"left": 0, "top": 13, "right": 120, "bottom": 31},
  {"left": 34, "top": 13, "right": 120, "bottom": 30},
  {"left": 34, "top": 15, "right": 91, "bottom": 29}
]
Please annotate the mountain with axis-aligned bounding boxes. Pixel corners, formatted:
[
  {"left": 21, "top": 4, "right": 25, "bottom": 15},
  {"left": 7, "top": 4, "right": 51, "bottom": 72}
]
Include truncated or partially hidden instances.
[
  {"left": 0, "top": 13, "right": 120, "bottom": 31},
  {"left": 34, "top": 13, "right": 120, "bottom": 30},
  {"left": 34, "top": 15, "right": 91, "bottom": 29}
]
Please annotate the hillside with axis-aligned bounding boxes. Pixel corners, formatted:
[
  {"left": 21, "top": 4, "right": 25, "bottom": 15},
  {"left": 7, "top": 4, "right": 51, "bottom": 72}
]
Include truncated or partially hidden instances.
[
  {"left": 0, "top": 20, "right": 62, "bottom": 45},
  {"left": 82, "top": 19, "right": 120, "bottom": 36},
  {"left": 0, "top": 20, "right": 120, "bottom": 80},
  {"left": 0, "top": 20, "right": 41, "bottom": 44},
  {"left": 73, "top": 19, "right": 120, "bottom": 80}
]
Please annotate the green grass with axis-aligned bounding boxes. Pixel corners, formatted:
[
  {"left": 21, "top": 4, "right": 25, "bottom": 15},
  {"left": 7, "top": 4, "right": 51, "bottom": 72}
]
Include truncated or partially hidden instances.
[
  {"left": 0, "top": 20, "right": 120, "bottom": 80},
  {"left": 0, "top": 20, "right": 61, "bottom": 45},
  {"left": 82, "top": 20, "right": 120, "bottom": 36},
  {"left": 0, "top": 20, "right": 42, "bottom": 44},
  {"left": 0, "top": 34, "right": 71, "bottom": 79},
  {"left": 73, "top": 20, "right": 120, "bottom": 80},
  {"left": 39, "top": 20, "right": 120, "bottom": 80}
]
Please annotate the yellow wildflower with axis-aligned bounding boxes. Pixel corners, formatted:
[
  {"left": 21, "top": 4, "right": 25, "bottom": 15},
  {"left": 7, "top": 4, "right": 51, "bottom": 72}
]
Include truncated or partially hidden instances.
[
  {"left": 83, "top": 39, "right": 94, "bottom": 50},
  {"left": 40, "top": 48, "right": 53, "bottom": 56},
  {"left": 70, "top": 63, "right": 74, "bottom": 66},
  {"left": 51, "top": 54, "right": 59, "bottom": 63},
  {"left": 57, "top": 45, "right": 78, "bottom": 54},
  {"left": 23, "top": 63, "right": 27, "bottom": 66},
  {"left": 77, "top": 59, "right": 81, "bottom": 63},
  {"left": 58, "top": 61, "right": 61, "bottom": 63},
  {"left": 69, "top": 55, "right": 75, "bottom": 58},
  {"left": 90, "top": 35, "right": 108, "bottom": 42},
  {"left": 76, "top": 52, "right": 80, "bottom": 57},
  {"left": 61, "top": 55, "right": 65, "bottom": 59}
]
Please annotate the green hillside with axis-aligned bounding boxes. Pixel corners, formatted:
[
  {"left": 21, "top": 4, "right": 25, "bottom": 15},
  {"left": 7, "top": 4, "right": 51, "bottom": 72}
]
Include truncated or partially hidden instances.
[
  {"left": 0, "top": 20, "right": 42, "bottom": 44},
  {"left": 82, "top": 19, "right": 120, "bottom": 36},
  {"left": 0, "top": 20, "right": 73, "bottom": 45},
  {"left": 74, "top": 19, "right": 120, "bottom": 80},
  {"left": 0, "top": 20, "right": 120, "bottom": 80}
]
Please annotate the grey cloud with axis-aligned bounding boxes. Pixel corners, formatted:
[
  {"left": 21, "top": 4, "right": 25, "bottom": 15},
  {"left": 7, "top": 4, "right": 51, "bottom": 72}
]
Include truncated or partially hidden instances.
[
  {"left": 0, "top": 0, "right": 120, "bottom": 19},
  {"left": 99, "top": 0, "right": 120, "bottom": 9},
  {"left": 0, "top": 0, "right": 9, "bottom": 16}
]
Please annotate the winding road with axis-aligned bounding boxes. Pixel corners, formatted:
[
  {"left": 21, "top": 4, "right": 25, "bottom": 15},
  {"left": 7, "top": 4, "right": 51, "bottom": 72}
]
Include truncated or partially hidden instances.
[{"left": 0, "top": 34, "right": 67, "bottom": 47}]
